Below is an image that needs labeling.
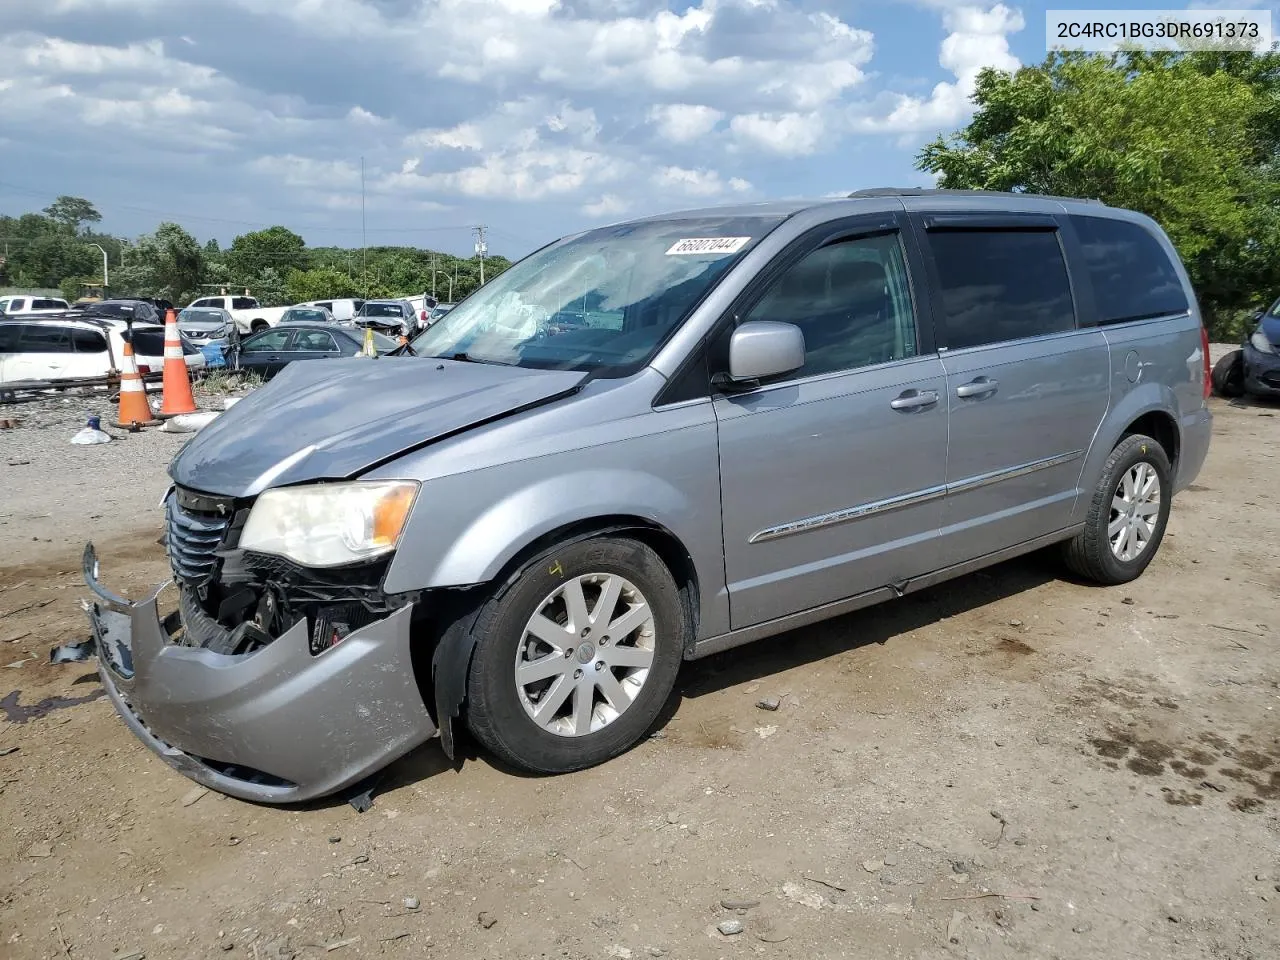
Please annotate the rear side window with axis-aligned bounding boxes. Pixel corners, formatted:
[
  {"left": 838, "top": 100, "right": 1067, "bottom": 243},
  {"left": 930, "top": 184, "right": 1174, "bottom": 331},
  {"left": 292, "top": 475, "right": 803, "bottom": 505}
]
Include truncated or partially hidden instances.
[
  {"left": 18, "top": 324, "right": 74, "bottom": 352},
  {"left": 926, "top": 229, "right": 1075, "bottom": 350},
  {"left": 1070, "top": 216, "right": 1189, "bottom": 324},
  {"left": 72, "top": 329, "right": 108, "bottom": 353},
  {"left": 34, "top": 298, "right": 65, "bottom": 310},
  {"left": 232, "top": 297, "right": 256, "bottom": 310}
]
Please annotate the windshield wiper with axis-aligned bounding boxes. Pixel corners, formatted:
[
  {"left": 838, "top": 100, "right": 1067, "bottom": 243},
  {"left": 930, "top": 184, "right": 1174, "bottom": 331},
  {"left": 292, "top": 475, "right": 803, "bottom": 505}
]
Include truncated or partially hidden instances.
[{"left": 442, "top": 352, "right": 509, "bottom": 365}]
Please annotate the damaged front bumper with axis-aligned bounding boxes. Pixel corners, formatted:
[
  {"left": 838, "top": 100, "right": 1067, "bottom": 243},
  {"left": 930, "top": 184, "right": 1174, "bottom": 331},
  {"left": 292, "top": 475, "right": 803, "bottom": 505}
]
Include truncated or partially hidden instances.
[{"left": 83, "top": 543, "right": 437, "bottom": 804}]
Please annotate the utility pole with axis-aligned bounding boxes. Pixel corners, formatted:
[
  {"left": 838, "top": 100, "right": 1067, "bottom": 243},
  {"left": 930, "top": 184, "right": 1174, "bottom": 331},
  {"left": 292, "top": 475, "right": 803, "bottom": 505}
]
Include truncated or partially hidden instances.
[
  {"left": 360, "top": 155, "right": 367, "bottom": 298},
  {"left": 473, "top": 225, "right": 487, "bottom": 286},
  {"left": 430, "top": 253, "right": 437, "bottom": 299},
  {"left": 88, "top": 242, "right": 108, "bottom": 293}
]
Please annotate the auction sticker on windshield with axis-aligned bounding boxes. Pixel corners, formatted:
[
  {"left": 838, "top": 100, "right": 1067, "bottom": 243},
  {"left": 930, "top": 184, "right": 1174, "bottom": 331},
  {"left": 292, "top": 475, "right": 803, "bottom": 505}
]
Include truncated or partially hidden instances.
[{"left": 665, "top": 237, "right": 751, "bottom": 256}]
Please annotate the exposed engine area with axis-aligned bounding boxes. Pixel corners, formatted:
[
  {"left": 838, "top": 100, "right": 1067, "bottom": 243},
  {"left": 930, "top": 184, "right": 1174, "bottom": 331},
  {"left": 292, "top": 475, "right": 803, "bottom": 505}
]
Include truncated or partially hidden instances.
[{"left": 165, "top": 485, "right": 408, "bottom": 656}]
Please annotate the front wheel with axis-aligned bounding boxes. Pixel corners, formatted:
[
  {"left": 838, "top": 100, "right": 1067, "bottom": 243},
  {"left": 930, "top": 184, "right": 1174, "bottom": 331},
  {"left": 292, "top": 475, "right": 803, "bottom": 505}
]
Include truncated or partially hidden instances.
[
  {"left": 465, "top": 537, "right": 687, "bottom": 773},
  {"left": 1211, "top": 349, "right": 1244, "bottom": 398},
  {"left": 250, "top": 319, "right": 269, "bottom": 333},
  {"left": 1062, "top": 433, "right": 1172, "bottom": 585}
]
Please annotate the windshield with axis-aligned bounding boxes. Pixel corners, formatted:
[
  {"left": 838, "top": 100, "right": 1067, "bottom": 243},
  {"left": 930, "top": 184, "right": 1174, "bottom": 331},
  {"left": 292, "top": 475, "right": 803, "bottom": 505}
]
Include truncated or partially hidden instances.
[
  {"left": 359, "top": 303, "right": 404, "bottom": 318},
  {"left": 409, "top": 215, "right": 782, "bottom": 373},
  {"left": 180, "top": 309, "right": 226, "bottom": 323},
  {"left": 284, "top": 308, "right": 329, "bottom": 322}
]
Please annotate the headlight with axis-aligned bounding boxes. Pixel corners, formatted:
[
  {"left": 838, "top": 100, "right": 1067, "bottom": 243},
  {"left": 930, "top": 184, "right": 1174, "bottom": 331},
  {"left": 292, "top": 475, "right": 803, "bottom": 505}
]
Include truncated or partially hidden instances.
[
  {"left": 239, "top": 481, "right": 419, "bottom": 567},
  {"left": 1250, "top": 326, "right": 1276, "bottom": 355}
]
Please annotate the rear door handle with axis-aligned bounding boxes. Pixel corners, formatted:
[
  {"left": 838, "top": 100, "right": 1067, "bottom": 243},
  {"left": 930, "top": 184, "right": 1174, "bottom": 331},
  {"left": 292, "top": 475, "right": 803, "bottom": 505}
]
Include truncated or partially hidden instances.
[
  {"left": 956, "top": 377, "right": 999, "bottom": 399},
  {"left": 890, "top": 389, "right": 940, "bottom": 411}
]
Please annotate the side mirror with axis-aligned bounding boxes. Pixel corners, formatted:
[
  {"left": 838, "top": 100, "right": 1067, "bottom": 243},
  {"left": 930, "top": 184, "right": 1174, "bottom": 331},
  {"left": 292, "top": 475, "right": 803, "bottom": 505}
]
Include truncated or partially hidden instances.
[
  {"left": 719, "top": 321, "right": 805, "bottom": 387},
  {"left": 1252, "top": 308, "right": 1265, "bottom": 322}
]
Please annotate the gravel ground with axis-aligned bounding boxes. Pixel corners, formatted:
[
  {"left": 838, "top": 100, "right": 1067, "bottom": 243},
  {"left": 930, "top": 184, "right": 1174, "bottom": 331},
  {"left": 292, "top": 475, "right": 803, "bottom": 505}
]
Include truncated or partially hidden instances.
[
  {"left": 0, "top": 381, "right": 254, "bottom": 569},
  {"left": 0, "top": 345, "right": 1277, "bottom": 960}
]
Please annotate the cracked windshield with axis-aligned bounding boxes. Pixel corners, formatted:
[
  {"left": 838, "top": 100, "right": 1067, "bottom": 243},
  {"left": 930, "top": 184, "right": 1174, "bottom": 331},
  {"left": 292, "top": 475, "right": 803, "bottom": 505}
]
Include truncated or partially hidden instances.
[{"left": 410, "top": 216, "right": 783, "bottom": 371}]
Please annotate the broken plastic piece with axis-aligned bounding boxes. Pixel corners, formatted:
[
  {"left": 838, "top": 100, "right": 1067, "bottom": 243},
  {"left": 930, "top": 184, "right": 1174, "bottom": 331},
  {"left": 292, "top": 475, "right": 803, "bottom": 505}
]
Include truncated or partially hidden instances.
[
  {"left": 50, "top": 638, "right": 97, "bottom": 664},
  {"left": 347, "top": 771, "right": 384, "bottom": 813}
]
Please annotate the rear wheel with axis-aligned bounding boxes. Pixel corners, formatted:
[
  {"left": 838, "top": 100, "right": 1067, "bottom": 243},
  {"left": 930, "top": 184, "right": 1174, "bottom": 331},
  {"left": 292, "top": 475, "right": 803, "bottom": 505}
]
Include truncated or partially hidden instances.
[
  {"left": 251, "top": 319, "right": 269, "bottom": 333},
  {"left": 1211, "top": 349, "right": 1245, "bottom": 398},
  {"left": 1062, "top": 433, "right": 1172, "bottom": 585},
  {"left": 465, "top": 537, "right": 686, "bottom": 773}
]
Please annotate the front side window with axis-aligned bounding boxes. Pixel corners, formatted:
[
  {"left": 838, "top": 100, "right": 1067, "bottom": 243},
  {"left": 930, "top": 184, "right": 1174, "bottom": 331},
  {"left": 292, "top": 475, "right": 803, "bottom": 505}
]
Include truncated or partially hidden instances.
[
  {"left": 411, "top": 215, "right": 784, "bottom": 373},
  {"left": 10, "top": 298, "right": 27, "bottom": 311},
  {"left": 232, "top": 297, "right": 256, "bottom": 311},
  {"left": 743, "top": 232, "right": 918, "bottom": 379},
  {"left": 242, "top": 329, "right": 292, "bottom": 353},
  {"left": 1071, "top": 216, "right": 1188, "bottom": 324},
  {"left": 926, "top": 229, "right": 1075, "bottom": 350}
]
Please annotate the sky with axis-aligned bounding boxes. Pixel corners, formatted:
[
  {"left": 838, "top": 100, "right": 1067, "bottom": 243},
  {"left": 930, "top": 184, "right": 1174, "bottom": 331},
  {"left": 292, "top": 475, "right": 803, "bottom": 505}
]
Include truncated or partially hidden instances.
[{"left": 0, "top": 0, "right": 1273, "bottom": 259}]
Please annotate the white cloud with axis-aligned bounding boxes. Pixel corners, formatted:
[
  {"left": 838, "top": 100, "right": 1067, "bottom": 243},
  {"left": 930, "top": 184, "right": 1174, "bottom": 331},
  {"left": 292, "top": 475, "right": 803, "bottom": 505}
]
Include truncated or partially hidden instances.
[
  {"left": 853, "top": 3, "right": 1023, "bottom": 134},
  {"left": 648, "top": 103, "right": 724, "bottom": 143},
  {"left": 730, "top": 111, "right": 826, "bottom": 156},
  {"left": 653, "top": 166, "right": 752, "bottom": 197},
  {"left": 582, "top": 194, "right": 630, "bottom": 217}
]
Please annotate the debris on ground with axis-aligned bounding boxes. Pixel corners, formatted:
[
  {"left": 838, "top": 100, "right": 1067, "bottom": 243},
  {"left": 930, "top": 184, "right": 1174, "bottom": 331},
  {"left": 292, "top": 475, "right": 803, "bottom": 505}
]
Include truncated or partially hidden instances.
[
  {"left": 755, "top": 696, "right": 780, "bottom": 711},
  {"left": 69, "top": 416, "right": 111, "bottom": 445},
  {"left": 180, "top": 785, "right": 208, "bottom": 807},
  {"left": 717, "top": 919, "right": 744, "bottom": 936},
  {"left": 477, "top": 911, "right": 497, "bottom": 929}
]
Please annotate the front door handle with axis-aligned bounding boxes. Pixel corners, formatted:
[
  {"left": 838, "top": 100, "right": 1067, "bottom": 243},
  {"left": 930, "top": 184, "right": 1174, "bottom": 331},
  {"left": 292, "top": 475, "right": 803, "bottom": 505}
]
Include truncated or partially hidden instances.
[
  {"left": 956, "top": 377, "right": 999, "bottom": 399},
  {"left": 890, "top": 389, "right": 940, "bottom": 411}
]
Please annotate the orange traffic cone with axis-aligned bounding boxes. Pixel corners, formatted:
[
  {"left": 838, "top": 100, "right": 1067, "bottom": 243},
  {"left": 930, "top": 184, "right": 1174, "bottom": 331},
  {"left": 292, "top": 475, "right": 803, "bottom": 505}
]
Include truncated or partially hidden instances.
[
  {"left": 112, "top": 337, "right": 159, "bottom": 429},
  {"left": 157, "top": 308, "right": 198, "bottom": 417}
]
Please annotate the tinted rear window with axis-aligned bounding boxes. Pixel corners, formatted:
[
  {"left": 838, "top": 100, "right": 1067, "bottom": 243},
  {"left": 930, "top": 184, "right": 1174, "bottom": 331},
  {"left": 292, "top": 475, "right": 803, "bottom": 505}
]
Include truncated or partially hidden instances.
[
  {"left": 129, "top": 329, "right": 167, "bottom": 355},
  {"left": 17, "top": 324, "right": 74, "bottom": 352},
  {"left": 72, "top": 329, "right": 109, "bottom": 353},
  {"left": 1070, "top": 216, "right": 1189, "bottom": 324},
  {"left": 925, "top": 229, "right": 1075, "bottom": 350}
]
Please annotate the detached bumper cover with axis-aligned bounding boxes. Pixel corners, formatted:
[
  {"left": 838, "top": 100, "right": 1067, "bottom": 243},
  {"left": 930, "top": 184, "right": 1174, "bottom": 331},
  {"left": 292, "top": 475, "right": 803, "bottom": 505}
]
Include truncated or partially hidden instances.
[{"left": 83, "top": 544, "right": 437, "bottom": 804}]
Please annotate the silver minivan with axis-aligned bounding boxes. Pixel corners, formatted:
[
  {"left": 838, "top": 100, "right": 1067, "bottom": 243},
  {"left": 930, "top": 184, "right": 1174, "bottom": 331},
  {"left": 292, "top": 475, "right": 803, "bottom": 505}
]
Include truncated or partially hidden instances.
[{"left": 84, "top": 189, "right": 1213, "bottom": 803}]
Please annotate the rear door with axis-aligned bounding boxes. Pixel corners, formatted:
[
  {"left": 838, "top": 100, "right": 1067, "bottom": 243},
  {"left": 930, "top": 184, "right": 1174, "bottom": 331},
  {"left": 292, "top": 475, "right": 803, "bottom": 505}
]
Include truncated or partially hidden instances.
[
  {"left": 912, "top": 212, "right": 1110, "bottom": 564},
  {"left": 289, "top": 328, "right": 341, "bottom": 363},
  {"left": 715, "top": 214, "right": 949, "bottom": 628},
  {"left": 67, "top": 326, "right": 111, "bottom": 378}
]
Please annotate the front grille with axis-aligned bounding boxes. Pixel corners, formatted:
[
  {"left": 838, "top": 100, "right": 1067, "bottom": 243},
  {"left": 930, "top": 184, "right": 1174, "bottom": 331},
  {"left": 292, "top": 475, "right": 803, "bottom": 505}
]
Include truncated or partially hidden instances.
[{"left": 165, "top": 490, "right": 232, "bottom": 588}]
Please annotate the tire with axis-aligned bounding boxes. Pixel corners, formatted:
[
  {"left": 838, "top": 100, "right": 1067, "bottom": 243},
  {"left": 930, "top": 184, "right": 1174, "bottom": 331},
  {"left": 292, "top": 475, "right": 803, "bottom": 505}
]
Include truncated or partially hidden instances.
[
  {"left": 465, "top": 537, "right": 687, "bottom": 774},
  {"left": 251, "top": 319, "right": 269, "bottom": 333},
  {"left": 1062, "top": 433, "right": 1173, "bottom": 585},
  {"left": 1211, "top": 349, "right": 1245, "bottom": 398}
]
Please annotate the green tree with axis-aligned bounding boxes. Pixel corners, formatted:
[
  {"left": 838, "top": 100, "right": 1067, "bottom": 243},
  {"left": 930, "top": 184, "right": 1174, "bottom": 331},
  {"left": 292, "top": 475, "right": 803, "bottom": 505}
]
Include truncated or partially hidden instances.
[
  {"left": 42, "top": 196, "right": 101, "bottom": 232},
  {"left": 114, "top": 222, "right": 206, "bottom": 303},
  {"left": 916, "top": 50, "right": 1280, "bottom": 337},
  {"left": 225, "top": 226, "right": 309, "bottom": 283},
  {"left": 284, "top": 266, "right": 361, "bottom": 304}
]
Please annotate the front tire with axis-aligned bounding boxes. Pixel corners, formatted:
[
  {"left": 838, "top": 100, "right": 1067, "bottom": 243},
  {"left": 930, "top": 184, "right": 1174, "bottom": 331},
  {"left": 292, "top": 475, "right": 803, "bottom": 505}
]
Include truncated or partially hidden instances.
[
  {"left": 251, "top": 319, "right": 269, "bottom": 333},
  {"left": 466, "top": 537, "right": 687, "bottom": 774},
  {"left": 1062, "top": 433, "right": 1172, "bottom": 585},
  {"left": 1211, "top": 349, "right": 1244, "bottom": 398}
]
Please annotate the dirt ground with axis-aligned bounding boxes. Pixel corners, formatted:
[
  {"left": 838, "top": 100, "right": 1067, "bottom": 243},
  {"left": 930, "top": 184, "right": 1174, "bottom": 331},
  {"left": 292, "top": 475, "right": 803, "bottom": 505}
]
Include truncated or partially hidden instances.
[{"left": 2, "top": 356, "right": 1278, "bottom": 960}]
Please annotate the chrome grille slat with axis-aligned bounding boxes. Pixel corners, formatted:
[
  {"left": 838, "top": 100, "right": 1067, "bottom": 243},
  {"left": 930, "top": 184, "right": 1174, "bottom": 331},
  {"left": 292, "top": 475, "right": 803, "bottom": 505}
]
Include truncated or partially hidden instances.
[{"left": 165, "top": 491, "right": 231, "bottom": 588}]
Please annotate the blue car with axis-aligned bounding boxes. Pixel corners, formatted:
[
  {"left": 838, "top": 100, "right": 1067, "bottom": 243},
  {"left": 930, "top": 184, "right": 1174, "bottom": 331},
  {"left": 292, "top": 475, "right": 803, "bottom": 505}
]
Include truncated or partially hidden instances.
[{"left": 1212, "top": 300, "right": 1280, "bottom": 399}]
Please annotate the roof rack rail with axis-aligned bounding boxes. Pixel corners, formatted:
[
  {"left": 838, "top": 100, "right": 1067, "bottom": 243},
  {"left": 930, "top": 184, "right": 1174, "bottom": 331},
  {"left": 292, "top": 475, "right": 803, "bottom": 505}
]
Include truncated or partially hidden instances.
[{"left": 846, "top": 187, "right": 1104, "bottom": 205}]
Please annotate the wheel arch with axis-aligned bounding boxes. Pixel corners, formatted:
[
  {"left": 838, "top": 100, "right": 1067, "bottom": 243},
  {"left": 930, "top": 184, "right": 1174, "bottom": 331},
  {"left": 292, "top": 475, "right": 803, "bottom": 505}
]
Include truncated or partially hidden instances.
[{"left": 417, "top": 514, "right": 702, "bottom": 761}]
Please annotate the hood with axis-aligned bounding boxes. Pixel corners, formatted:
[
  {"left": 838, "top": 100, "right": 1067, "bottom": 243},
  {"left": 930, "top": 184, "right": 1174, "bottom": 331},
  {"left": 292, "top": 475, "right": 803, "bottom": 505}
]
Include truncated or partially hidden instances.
[
  {"left": 1261, "top": 314, "right": 1280, "bottom": 346},
  {"left": 179, "top": 319, "right": 229, "bottom": 332},
  {"left": 354, "top": 316, "right": 404, "bottom": 330},
  {"left": 168, "top": 357, "right": 587, "bottom": 497}
]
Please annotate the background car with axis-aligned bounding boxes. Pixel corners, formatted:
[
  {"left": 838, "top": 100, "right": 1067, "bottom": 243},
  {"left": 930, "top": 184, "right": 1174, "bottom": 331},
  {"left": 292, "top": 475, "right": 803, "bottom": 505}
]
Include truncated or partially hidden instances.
[
  {"left": 352, "top": 299, "right": 418, "bottom": 337},
  {"left": 279, "top": 305, "right": 337, "bottom": 325},
  {"left": 0, "top": 295, "right": 70, "bottom": 316},
  {"left": 231, "top": 322, "right": 398, "bottom": 379},
  {"left": 178, "top": 306, "right": 235, "bottom": 347},
  {"left": 293, "top": 298, "right": 364, "bottom": 322},
  {"left": 77, "top": 299, "right": 164, "bottom": 325},
  {"left": 1211, "top": 300, "right": 1280, "bottom": 400},
  {"left": 0, "top": 316, "right": 204, "bottom": 384}
]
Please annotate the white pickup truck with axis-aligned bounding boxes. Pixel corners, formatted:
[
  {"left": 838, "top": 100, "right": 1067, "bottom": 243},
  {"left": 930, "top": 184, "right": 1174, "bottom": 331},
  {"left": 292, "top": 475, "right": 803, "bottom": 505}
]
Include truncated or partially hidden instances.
[{"left": 185, "top": 295, "right": 289, "bottom": 334}]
